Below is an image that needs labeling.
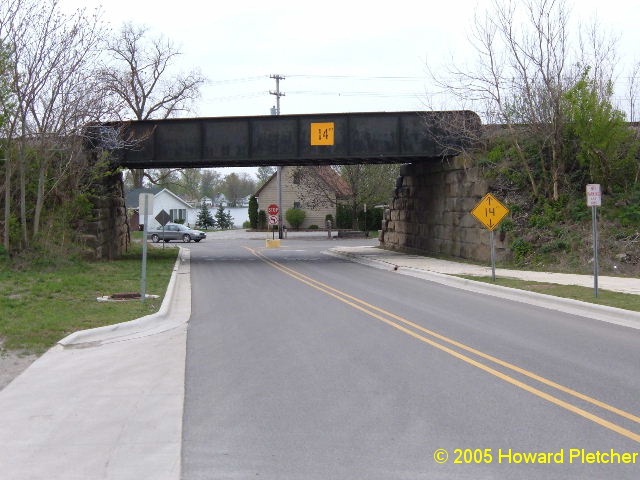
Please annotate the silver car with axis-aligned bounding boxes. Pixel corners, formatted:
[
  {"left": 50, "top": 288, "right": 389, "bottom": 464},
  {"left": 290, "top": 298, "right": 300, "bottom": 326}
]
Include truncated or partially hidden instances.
[{"left": 148, "top": 223, "right": 206, "bottom": 243}]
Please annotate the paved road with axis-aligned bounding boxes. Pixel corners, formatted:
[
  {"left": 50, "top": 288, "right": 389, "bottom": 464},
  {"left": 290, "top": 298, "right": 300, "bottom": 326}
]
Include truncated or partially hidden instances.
[{"left": 181, "top": 238, "right": 640, "bottom": 479}]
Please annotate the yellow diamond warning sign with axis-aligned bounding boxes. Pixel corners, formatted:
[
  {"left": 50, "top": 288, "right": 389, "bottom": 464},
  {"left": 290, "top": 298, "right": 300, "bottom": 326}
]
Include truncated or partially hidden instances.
[{"left": 471, "top": 193, "right": 510, "bottom": 231}]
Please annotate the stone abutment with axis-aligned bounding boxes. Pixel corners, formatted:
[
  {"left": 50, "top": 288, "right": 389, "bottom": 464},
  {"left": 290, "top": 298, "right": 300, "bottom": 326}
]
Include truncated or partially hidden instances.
[{"left": 380, "top": 158, "right": 510, "bottom": 263}]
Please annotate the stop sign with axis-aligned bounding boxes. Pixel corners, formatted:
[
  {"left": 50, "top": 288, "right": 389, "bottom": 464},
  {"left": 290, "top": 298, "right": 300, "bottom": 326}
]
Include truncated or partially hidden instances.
[{"left": 267, "top": 204, "right": 280, "bottom": 216}]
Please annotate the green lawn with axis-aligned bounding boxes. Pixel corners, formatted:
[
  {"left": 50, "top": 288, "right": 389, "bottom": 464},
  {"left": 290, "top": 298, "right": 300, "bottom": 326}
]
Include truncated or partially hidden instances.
[
  {"left": 459, "top": 276, "right": 640, "bottom": 312},
  {"left": 0, "top": 246, "right": 178, "bottom": 353}
]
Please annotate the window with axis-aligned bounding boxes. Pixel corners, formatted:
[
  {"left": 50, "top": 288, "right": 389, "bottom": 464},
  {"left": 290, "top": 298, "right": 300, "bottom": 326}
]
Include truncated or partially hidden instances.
[
  {"left": 293, "top": 201, "right": 301, "bottom": 209},
  {"left": 170, "top": 209, "right": 186, "bottom": 222}
]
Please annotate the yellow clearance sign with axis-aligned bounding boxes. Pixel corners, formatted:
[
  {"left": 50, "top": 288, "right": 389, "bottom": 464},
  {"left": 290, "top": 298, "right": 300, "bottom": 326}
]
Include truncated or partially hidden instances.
[
  {"left": 310, "top": 122, "right": 335, "bottom": 146},
  {"left": 471, "top": 193, "right": 510, "bottom": 231}
]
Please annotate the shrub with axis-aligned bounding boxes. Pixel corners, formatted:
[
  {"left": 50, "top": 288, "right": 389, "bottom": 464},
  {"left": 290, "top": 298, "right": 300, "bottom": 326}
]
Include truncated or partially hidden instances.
[
  {"left": 308, "top": 224, "right": 319, "bottom": 230},
  {"left": 258, "top": 210, "right": 267, "bottom": 230},
  {"left": 511, "top": 238, "right": 533, "bottom": 264},
  {"left": 285, "top": 208, "right": 306, "bottom": 230},
  {"left": 248, "top": 196, "right": 259, "bottom": 229}
]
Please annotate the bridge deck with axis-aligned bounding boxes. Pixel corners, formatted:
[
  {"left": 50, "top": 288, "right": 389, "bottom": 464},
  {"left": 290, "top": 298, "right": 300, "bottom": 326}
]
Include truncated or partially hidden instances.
[{"left": 87, "top": 111, "right": 480, "bottom": 168}]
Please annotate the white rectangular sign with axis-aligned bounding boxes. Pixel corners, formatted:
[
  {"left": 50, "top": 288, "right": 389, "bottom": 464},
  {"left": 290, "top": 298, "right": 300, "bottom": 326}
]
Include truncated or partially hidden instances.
[
  {"left": 139, "top": 193, "right": 154, "bottom": 216},
  {"left": 586, "top": 184, "right": 601, "bottom": 207}
]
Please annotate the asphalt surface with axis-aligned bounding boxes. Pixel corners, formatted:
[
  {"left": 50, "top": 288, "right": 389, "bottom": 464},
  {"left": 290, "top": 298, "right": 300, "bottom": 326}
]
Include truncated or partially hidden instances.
[{"left": 1, "top": 232, "right": 639, "bottom": 479}]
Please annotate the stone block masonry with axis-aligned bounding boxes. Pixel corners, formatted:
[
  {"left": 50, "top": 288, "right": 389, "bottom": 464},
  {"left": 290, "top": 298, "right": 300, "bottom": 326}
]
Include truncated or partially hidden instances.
[
  {"left": 380, "top": 158, "right": 510, "bottom": 263},
  {"left": 79, "top": 171, "right": 129, "bottom": 260}
]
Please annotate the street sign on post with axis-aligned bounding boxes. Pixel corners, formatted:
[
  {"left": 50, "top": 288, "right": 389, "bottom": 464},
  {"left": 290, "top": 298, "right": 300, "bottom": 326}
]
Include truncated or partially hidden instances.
[
  {"left": 155, "top": 209, "right": 171, "bottom": 226},
  {"left": 471, "top": 193, "right": 510, "bottom": 282},
  {"left": 267, "top": 204, "right": 280, "bottom": 216},
  {"left": 471, "top": 193, "right": 510, "bottom": 231},
  {"left": 586, "top": 184, "right": 601, "bottom": 297},
  {"left": 154, "top": 209, "right": 171, "bottom": 250},
  {"left": 586, "top": 184, "right": 602, "bottom": 207}
]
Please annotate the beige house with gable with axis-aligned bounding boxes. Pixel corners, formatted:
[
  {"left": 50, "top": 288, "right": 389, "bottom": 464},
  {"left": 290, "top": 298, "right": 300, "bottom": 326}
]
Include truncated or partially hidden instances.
[{"left": 255, "top": 166, "right": 352, "bottom": 229}]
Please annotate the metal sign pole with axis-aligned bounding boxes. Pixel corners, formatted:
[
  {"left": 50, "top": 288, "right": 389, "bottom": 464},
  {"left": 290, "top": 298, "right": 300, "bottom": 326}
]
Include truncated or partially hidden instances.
[
  {"left": 586, "top": 184, "right": 601, "bottom": 298},
  {"left": 490, "top": 230, "right": 496, "bottom": 282},
  {"left": 141, "top": 196, "right": 148, "bottom": 303},
  {"left": 592, "top": 205, "right": 599, "bottom": 297}
]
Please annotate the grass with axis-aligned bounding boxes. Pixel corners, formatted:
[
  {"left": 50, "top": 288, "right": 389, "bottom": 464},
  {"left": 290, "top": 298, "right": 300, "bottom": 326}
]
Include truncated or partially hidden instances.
[
  {"left": 0, "top": 245, "right": 178, "bottom": 354},
  {"left": 459, "top": 276, "right": 640, "bottom": 312}
]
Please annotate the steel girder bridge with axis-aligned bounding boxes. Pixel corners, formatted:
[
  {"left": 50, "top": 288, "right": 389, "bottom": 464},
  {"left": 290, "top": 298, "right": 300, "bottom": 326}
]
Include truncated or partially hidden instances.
[{"left": 86, "top": 110, "right": 481, "bottom": 168}]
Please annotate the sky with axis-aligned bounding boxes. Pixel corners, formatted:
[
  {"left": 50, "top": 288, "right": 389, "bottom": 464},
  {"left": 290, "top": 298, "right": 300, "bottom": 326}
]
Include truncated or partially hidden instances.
[{"left": 59, "top": 0, "right": 640, "bottom": 177}]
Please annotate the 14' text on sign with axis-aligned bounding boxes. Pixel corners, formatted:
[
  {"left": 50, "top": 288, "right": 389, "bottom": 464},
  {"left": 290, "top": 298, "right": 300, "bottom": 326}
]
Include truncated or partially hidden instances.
[{"left": 310, "top": 122, "right": 335, "bottom": 146}]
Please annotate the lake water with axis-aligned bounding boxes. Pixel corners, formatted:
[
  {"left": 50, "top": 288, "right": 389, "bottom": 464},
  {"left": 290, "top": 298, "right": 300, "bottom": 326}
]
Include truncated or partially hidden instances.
[{"left": 221, "top": 207, "right": 249, "bottom": 228}]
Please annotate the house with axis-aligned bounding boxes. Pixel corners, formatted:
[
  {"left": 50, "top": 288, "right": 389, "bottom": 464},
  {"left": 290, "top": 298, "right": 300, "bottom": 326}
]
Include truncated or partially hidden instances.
[
  {"left": 254, "top": 166, "right": 352, "bottom": 229},
  {"left": 126, "top": 187, "right": 198, "bottom": 229}
]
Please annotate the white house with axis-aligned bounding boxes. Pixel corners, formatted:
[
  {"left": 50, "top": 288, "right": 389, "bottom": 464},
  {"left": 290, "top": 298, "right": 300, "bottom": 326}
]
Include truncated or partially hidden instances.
[{"left": 126, "top": 187, "right": 198, "bottom": 229}]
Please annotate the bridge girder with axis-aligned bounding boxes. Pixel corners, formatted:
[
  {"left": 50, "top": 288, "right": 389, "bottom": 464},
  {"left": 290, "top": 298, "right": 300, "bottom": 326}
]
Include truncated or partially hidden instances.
[{"left": 86, "top": 110, "right": 481, "bottom": 168}]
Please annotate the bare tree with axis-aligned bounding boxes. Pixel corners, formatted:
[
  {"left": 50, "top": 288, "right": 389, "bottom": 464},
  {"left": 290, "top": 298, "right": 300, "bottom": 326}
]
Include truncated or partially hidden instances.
[
  {"left": 431, "top": 0, "right": 617, "bottom": 200},
  {"left": 1, "top": 0, "right": 109, "bottom": 250},
  {"left": 626, "top": 61, "right": 640, "bottom": 123},
  {"left": 0, "top": 42, "right": 14, "bottom": 251},
  {"left": 100, "top": 22, "right": 206, "bottom": 188},
  {"left": 293, "top": 165, "right": 394, "bottom": 229}
]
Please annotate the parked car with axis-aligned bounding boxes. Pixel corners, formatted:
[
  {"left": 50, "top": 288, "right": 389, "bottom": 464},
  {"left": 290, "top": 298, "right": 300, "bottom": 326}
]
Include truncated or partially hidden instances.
[{"left": 148, "top": 223, "right": 206, "bottom": 243}]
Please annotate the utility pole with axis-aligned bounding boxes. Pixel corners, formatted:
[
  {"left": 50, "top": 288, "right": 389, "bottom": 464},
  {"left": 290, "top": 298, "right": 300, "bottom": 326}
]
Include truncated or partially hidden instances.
[
  {"left": 270, "top": 74, "right": 285, "bottom": 239},
  {"left": 269, "top": 74, "right": 285, "bottom": 115}
]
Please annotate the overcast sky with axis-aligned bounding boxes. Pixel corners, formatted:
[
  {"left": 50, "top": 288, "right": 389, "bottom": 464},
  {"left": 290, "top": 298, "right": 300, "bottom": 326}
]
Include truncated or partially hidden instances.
[
  {"left": 57, "top": 0, "right": 640, "bottom": 178},
  {"left": 60, "top": 0, "right": 640, "bottom": 118}
]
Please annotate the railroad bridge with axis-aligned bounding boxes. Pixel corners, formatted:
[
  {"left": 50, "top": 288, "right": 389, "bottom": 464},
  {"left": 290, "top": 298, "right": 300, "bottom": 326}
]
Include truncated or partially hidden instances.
[{"left": 85, "top": 110, "right": 504, "bottom": 261}]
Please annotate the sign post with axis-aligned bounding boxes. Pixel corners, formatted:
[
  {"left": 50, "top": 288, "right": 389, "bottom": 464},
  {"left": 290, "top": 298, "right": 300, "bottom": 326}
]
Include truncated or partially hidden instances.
[
  {"left": 471, "top": 193, "right": 510, "bottom": 281},
  {"left": 267, "top": 204, "right": 280, "bottom": 240},
  {"left": 586, "top": 184, "right": 601, "bottom": 297},
  {"left": 155, "top": 209, "right": 171, "bottom": 250},
  {"left": 139, "top": 193, "right": 154, "bottom": 303}
]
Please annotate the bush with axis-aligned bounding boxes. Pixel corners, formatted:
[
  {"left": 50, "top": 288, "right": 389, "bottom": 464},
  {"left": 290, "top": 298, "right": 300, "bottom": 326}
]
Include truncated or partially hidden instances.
[
  {"left": 285, "top": 208, "right": 306, "bottom": 230},
  {"left": 308, "top": 225, "right": 319, "bottom": 230},
  {"left": 242, "top": 220, "right": 251, "bottom": 229},
  {"left": 258, "top": 210, "right": 267, "bottom": 230},
  {"left": 511, "top": 238, "right": 533, "bottom": 264},
  {"left": 248, "top": 196, "right": 259, "bottom": 229}
]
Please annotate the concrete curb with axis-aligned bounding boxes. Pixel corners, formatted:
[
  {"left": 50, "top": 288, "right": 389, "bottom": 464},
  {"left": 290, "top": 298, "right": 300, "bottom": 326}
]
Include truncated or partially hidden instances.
[
  {"left": 58, "top": 247, "right": 191, "bottom": 348},
  {"left": 327, "top": 249, "right": 640, "bottom": 331}
]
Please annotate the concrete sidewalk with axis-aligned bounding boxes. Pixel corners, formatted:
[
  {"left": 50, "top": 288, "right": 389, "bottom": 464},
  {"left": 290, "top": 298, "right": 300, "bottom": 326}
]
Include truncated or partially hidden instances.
[
  {"left": 0, "top": 248, "right": 192, "bottom": 480},
  {"left": 328, "top": 245, "right": 640, "bottom": 331},
  {"left": 330, "top": 245, "right": 640, "bottom": 294}
]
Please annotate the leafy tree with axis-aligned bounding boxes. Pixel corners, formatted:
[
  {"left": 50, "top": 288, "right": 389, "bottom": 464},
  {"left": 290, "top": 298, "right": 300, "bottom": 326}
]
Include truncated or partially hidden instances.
[
  {"left": 221, "top": 172, "right": 256, "bottom": 207},
  {"left": 248, "top": 195, "right": 259, "bottom": 229},
  {"left": 196, "top": 204, "right": 215, "bottom": 229},
  {"left": 564, "top": 70, "right": 639, "bottom": 192},
  {"left": 200, "top": 169, "right": 223, "bottom": 199},
  {"left": 285, "top": 208, "right": 306, "bottom": 230},
  {"left": 256, "top": 166, "right": 275, "bottom": 188},
  {"left": 338, "top": 164, "right": 399, "bottom": 229}
]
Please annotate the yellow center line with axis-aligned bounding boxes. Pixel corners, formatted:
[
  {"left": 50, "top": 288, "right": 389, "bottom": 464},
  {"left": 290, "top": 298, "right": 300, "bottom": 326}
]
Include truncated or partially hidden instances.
[{"left": 246, "top": 247, "right": 640, "bottom": 444}]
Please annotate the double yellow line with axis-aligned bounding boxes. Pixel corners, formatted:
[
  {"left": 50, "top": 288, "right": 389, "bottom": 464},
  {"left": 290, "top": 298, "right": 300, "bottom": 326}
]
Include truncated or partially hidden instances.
[{"left": 246, "top": 247, "right": 640, "bottom": 444}]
